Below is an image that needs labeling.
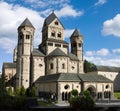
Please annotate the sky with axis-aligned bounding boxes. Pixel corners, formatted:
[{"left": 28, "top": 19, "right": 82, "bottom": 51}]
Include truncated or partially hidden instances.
[{"left": 0, "top": 0, "right": 120, "bottom": 72}]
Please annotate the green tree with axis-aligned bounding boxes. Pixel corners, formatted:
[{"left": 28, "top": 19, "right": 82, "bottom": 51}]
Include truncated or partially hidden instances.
[
  {"left": 20, "top": 86, "right": 26, "bottom": 96},
  {"left": 71, "top": 89, "right": 78, "bottom": 97},
  {"left": 7, "top": 86, "right": 13, "bottom": 96},
  {"left": 84, "top": 60, "right": 96, "bottom": 73},
  {"left": 29, "top": 86, "right": 36, "bottom": 97}
]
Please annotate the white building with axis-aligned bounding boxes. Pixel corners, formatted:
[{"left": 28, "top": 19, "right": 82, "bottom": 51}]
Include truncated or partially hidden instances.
[{"left": 2, "top": 12, "right": 113, "bottom": 102}]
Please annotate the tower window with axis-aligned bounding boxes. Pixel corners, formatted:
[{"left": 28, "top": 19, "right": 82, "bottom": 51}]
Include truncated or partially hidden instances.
[
  {"left": 51, "top": 32, "right": 55, "bottom": 37},
  {"left": 19, "top": 35, "right": 23, "bottom": 40},
  {"left": 58, "top": 32, "right": 61, "bottom": 38},
  {"left": 79, "top": 43, "right": 81, "bottom": 47},
  {"left": 73, "top": 43, "right": 76, "bottom": 47},
  {"left": 55, "top": 21, "right": 58, "bottom": 25},
  {"left": 26, "top": 35, "right": 30, "bottom": 39},
  {"left": 50, "top": 63, "right": 54, "bottom": 69}
]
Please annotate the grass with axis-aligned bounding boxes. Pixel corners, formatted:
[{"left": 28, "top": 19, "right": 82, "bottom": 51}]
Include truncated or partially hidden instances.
[
  {"left": 37, "top": 99, "right": 52, "bottom": 107},
  {"left": 114, "top": 92, "right": 120, "bottom": 99}
]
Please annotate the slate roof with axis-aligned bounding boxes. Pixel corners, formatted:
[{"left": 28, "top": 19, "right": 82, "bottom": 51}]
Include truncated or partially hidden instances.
[
  {"left": 35, "top": 73, "right": 112, "bottom": 83},
  {"left": 35, "top": 73, "right": 81, "bottom": 83},
  {"left": 89, "top": 65, "right": 120, "bottom": 72},
  {"left": 42, "top": 12, "right": 64, "bottom": 30},
  {"left": 69, "top": 53, "right": 79, "bottom": 60},
  {"left": 3, "top": 62, "right": 16, "bottom": 68},
  {"left": 32, "top": 49, "right": 45, "bottom": 57},
  {"left": 47, "top": 48, "right": 68, "bottom": 57},
  {"left": 71, "top": 29, "right": 82, "bottom": 37},
  {"left": 18, "top": 18, "right": 34, "bottom": 28},
  {"left": 78, "top": 74, "right": 113, "bottom": 83}
]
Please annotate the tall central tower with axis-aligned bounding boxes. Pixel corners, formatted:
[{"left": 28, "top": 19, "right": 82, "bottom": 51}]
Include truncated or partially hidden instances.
[{"left": 16, "top": 18, "right": 35, "bottom": 88}]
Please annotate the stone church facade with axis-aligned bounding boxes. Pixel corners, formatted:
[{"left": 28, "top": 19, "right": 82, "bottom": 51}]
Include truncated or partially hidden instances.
[{"left": 2, "top": 12, "right": 113, "bottom": 102}]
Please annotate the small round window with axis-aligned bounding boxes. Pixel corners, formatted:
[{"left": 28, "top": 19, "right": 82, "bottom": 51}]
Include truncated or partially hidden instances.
[
  {"left": 64, "top": 84, "right": 70, "bottom": 89},
  {"left": 106, "top": 85, "right": 109, "bottom": 89}
]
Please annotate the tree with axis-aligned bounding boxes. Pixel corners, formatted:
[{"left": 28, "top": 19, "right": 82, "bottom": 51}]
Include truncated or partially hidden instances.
[
  {"left": 29, "top": 86, "right": 36, "bottom": 97},
  {"left": 84, "top": 60, "right": 96, "bottom": 73}
]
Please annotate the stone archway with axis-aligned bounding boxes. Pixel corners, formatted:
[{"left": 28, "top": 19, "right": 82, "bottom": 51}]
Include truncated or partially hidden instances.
[{"left": 86, "top": 85, "right": 96, "bottom": 98}]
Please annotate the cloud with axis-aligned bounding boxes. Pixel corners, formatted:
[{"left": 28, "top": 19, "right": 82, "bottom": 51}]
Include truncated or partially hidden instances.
[
  {"left": 112, "top": 48, "right": 120, "bottom": 54},
  {"left": 95, "top": 0, "right": 107, "bottom": 6},
  {"left": 85, "top": 48, "right": 109, "bottom": 56},
  {"left": 55, "top": 5, "right": 83, "bottom": 18},
  {"left": 84, "top": 48, "right": 120, "bottom": 67},
  {"left": 102, "top": 14, "right": 120, "bottom": 37},
  {"left": 24, "top": 0, "right": 70, "bottom": 9},
  {"left": 0, "top": 1, "right": 44, "bottom": 53}
]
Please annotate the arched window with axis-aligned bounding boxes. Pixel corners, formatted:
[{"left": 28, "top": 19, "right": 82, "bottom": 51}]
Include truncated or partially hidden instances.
[
  {"left": 51, "top": 31, "right": 55, "bottom": 37},
  {"left": 62, "top": 63, "right": 65, "bottom": 69},
  {"left": 58, "top": 32, "right": 61, "bottom": 38},
  {"left": 26, "top": 35, "right": 30, "bottom": 39},
  {"left": 55, "top": 21, "right": 58, "bottom": 25},
  {"left": 62, "top": 92, "right": 65, "bottom": 101},
  {"left": 50, "top": 63, "right": 54, "bottom": 69}
]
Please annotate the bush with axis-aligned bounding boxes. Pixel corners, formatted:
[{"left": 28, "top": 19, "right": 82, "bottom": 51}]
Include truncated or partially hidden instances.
[
  {"left": 69, "top": 90, "right": 95, "bottom": 111},
  {"left": 71, "top": 89, "right": 78, "bottom": 97}
]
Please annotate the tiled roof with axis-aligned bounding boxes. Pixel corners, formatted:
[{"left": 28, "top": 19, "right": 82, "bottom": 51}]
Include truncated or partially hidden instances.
[
  {"left": 35, "top": 73, "right": 81, "bottom": 83},
  {"left": 18, "top": 18, "right": 34, "bottom": 28},
  {"left": 47, "top": 48, "right": 67, "bottom": 57},
  {"left": 42, "top": 12, "right": 64, "bottom": 30},
  {"left": 89, "top": 65, "right": 120, "bottom": 72},
  {"left": 69, "top": 53, "right": 79, "bottom": 60},
  {"left": 3, "top": 62, "right": 16, "bottom": 68},
  {"left": 78, "top": 74, "right": 113, "bottom": 83},
  {"left": 71, "top": 29, "right": 82, "bottom": 37},
  {"left": 32, "top": 49, "right": 45, "bottom": 57},
  {"left": 35, "top": 73, "right": 112, "bottom": 83}
]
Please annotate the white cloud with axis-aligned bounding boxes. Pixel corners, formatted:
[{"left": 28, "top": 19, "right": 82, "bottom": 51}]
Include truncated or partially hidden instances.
[
  {"left": 95, "top": 0, "right": 107, "bottom": 6},
  {"left": 0, "top": 37, "right": 16, "bottom": 53},
  {"left": 85, "top": 48, "right": 109, "bottom": 56},
  {"left": 24, "top": 0, "right": 70, "bottom": 9},
  {"left": 102, "top": 14, "right": 120, "bottom": 37},
  {"left": 96, "top": 48, "right": 109, "bottom": 56},
  {"left": 113, "top": 48, "right": 120, "bottom": 53},
  {"left": 55, "top": 5, "right": 83, "bottom": 18},
  {"left": 0, "top": 1, "right": 44, "bottom": 53},
  {"left": 64, "top": 29, "right": 74, "bottom": 38},
  {"left": 84, "top": 48, "right": 120, "bottom": 67}
]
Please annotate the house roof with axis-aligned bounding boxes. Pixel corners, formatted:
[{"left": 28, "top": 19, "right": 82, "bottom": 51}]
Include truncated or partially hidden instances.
[
  {"left": 69, "top": 53, "right": 79, "bottom": 60},
  {"left": 35, "top": 73, "right": 81, "bottom": 83},
  {"left": 3, "top": 62, "right": 16, "bottom": 68},
  {"left": 35, "top": 73, "right": 112, "bottom": 83},
  {"left": 89, "top": 65, "right": 120, "bottom": 72},
  {"left": 47, "top": 48, "right": 67, "bottom": 57},
  {"left": 18, "top": 18, "right": 34, "bottom": 29},
  {"left": 78, "top": 74, "right": 113, "bottom": 83},
  {"left": 43, "top": 12, "right": 64, "bottom": 27},
  {"left": 32, "top": 49, "right": 45, "bottom": 57},
  {"left": 71, "top": 29, "right": 82, "bottom": 37}
]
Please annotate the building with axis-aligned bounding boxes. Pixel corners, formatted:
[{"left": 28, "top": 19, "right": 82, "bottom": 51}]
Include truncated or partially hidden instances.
[
  {"left": 2, "top": 12, "right": 113, "bottom": 102},
  {"left": 88, "top": 65, "right": 120, "bottom": 91}
]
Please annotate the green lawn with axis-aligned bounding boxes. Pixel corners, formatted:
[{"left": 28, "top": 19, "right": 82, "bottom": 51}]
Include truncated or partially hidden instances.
[
  {"left": 37, "top": 99, "right": 52, "bottom": 107},
  {"left": 114, "top": 92, "right": 120, "bottom": 99}
]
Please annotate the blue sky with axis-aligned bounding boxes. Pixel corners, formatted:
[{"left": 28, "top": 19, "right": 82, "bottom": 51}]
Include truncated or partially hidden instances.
[{"left": 0, "top": 0, "right": 120, "bottom": 72}]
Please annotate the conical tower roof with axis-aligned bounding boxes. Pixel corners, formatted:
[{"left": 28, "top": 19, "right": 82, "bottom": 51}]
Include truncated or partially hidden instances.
[
  {"left": 71, "top": 29, "right": 82, "bottom": 37},
  {"left": 18, "top": 18, "right": 35, "bottom": 29}
]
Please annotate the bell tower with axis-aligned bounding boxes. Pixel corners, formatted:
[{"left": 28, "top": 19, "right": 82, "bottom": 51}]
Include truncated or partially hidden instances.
[
  {"left": 70, "top": 29, "right": 84, "bottom": 73},
  {"left": 16, "top": 18, "right": 35, "bottom": 88}
]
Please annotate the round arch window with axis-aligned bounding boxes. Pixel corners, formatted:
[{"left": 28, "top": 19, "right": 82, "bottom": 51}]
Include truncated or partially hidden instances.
[
  {"left": 64, "top": 84, "right": 70, "bottom": 90},
  {"left": 106, "top": 84, "right": 109, "bottom": 89}
]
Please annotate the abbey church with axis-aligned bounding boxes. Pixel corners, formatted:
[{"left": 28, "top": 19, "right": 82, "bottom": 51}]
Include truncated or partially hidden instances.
[{"left": 2, "top": 12, "right": 114, "bottom": 102}]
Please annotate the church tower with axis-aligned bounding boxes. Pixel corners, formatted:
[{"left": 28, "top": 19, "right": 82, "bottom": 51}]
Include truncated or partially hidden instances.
[
  {"left": 70, "top": 29, "right": 84, "bottom": 73},
  {"left": 16, "top": 18, "right": 35, "bottom": 88}
]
